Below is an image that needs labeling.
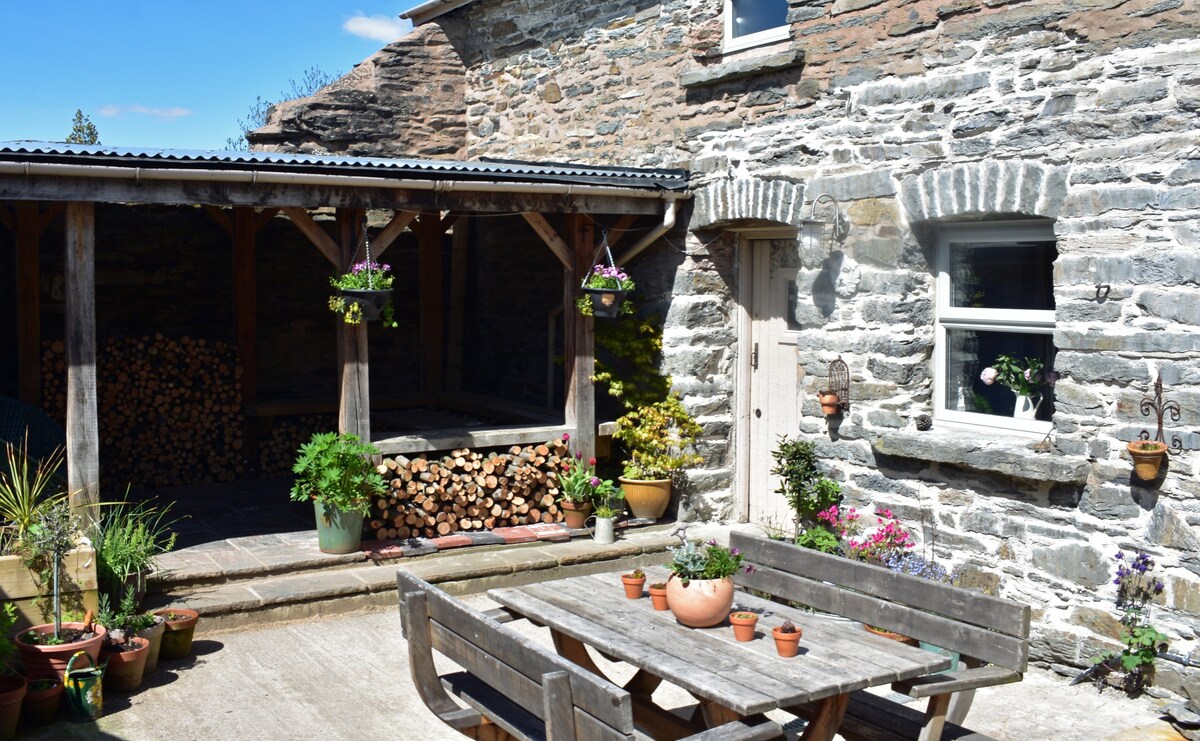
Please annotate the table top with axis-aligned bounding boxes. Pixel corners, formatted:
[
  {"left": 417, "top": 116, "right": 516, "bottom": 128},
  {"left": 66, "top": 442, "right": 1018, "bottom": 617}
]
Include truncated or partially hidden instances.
[{"left": 488, "top": 568, "right": 952, "bottom": 717}]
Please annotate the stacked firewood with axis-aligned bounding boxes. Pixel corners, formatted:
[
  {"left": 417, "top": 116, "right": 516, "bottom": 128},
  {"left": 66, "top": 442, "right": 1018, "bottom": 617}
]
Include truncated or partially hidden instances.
[
  {"left": 260, "top": 414, "right": 336, "bottom": 477},
  {"left": 370, "top": 440, "right": 570, "bottom": 540},
  {"left": 41, "top": 335, "right": 245, "bottom": 487}
]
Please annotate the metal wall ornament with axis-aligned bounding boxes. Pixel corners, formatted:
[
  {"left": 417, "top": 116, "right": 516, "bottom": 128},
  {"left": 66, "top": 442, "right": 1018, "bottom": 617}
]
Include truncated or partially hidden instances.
[
  {"left": 818, "top": 356, "right": 850, "bottom": 416},
  {"left": 1139, "top": 373, "right": 1182, "bottom": 453}
]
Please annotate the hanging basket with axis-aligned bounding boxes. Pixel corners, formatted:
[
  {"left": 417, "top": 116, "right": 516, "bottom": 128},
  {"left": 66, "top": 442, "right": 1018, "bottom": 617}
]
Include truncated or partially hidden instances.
[
  {"left": 581, "top": 287, "right": 628, "bottom": 319},
  {"left": 340, "top": 289, "right": 392, "bottom": 322}
]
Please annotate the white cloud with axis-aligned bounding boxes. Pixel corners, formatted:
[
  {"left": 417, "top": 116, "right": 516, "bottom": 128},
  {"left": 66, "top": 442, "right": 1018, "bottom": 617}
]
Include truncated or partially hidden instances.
[
  {"left": 98, "top": 105, "right": 193, "bottom": 120},
  {"left": 343, "top": 13, "right": 410, "bottom": 42}
]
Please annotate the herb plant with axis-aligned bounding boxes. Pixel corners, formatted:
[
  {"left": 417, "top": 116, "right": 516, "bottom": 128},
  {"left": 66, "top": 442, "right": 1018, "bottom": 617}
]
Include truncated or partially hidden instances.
[
  {"left": 667, "top": 539, "right": 750, "bottom": 584},
  {"left": 290, "top": 432, "right": 384, "bottom": 516},
  {"left": 93, "top": 498, "right": 179, "bottom": 608}
]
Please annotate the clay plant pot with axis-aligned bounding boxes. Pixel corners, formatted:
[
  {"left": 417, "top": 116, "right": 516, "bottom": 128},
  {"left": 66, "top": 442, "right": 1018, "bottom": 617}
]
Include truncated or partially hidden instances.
[
  {"left": 0, "top": 675, "right": 27, "bottom": 741},
  {"left": 648, "top": 583, "right": 669, "bottom": 611},
  {"left": 772, "top": 625, "right": 803, "bottom": 658},
  {"left": 864, "top": 624, "right": 919, "bottom": 647},
  {"left": 618, "top": 477, "right": 671, "bottom": 520},
  {"left": 665, "top": 576, "right": 734, "bottom": 628},
  {"left": 100, "top": 637, "right": 150, "bottom": 693},
  {"left": 818, "top": 390, "right": 840, "bottom": 416},
  {"left": 1127, "top": 440, "right": 1168, "bottom": 481},
  {"left": 21, "top": 677, "right": 63, "bottom": 726},
  {"left": 137, "top": 617, "right": 166, "bottom": 674},
  {"left": 729, "top": 612, "right": 759, "bottom": 642},
  {"left": 153, "top": 608, "right": 200, "bottom": 660},
  {"left": 560, "top": 500, "right": 592, "bottom": 530},
  {"left": 621, "top": 573, "right": 646, "bottom": 599},
  {"left": 15, "top": 623, "right": 107, "bottom": 681}
]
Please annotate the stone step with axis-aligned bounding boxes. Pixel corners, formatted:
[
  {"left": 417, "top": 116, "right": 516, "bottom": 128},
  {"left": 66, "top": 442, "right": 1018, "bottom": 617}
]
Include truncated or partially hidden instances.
[{"left": 146, "top": 526, "right": 680, "bottom": 633}]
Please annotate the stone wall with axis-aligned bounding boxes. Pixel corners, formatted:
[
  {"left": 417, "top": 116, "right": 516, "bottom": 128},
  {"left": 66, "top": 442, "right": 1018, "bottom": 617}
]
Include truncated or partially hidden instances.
[{"left": 253, "top": 0, "right": 1200, "bottom": 674}]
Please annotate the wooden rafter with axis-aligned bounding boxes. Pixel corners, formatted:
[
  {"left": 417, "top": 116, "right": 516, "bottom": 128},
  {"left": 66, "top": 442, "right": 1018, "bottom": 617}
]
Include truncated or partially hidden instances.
[
  {"left": 0, "top": 205, "right": 11, "bottom": 231},
  {"left": 283, "top": 207, "right": 340, "bottom": 267},
  {"left": 603, "top": 214, "right": 638, "bottom": 249},
  {"left": 522, "top": 212, "right": 572, "bottom": 268},
  {"left": 357, "top": 210, "right": 417, "bottom": 262},
  {"left": 202, "top": 205, "right": 234, "bottom": 236},
  {"left": 254, "top": 207, "right": 280, "bottom": 233}
]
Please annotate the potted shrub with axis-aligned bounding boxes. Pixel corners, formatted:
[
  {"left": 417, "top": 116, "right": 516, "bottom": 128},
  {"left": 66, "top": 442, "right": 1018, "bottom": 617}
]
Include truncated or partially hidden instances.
[
  {"left": 328, "top": 259, "right": 397, "bottom": 326},
  {"left": 556, "top": 433, "right": 597, "bottom": 530},
  {"left": 729, "top": 611, "right": 759, "bottom": 642},
  {"left": 92, "top": 498, "right": 179, "bottom": 610},
  {"left": 577, "top": 264, "right": 635, "bottom": 318},
  {"left": 620, "top": 569, "right": 646, "bottom": 599},
  {"left": 664, "top": 539, "right": 747, "bottom": 628},
  {"left": 0, "top": 603, "right": 28, "bottom": 739},
  {"left": 648, "top": 582, "right": 669, "bottom": 611},
  {"left": 96, "top": 593, "right": 152, "bottom": 693},
  {"left": 591, "top": 478, "right": 625, "bottom": 545},
  {"left": 614, "top": 396, "right": 703, "bottom": 520},
  {"left": 771, "top": 436, "right": 842, "bottom": 547},
  {"left": 772, "top": 620, "right": 802, "bottom": 657},
  {"left": 1127, "top": 440, "right": 1168, "bottom": 481},
  {"left": 153, "top": 608, "right": 201, "bottom": 661},
  {"left": 290, "top": 431, "right": 384, "bottom": 554}
]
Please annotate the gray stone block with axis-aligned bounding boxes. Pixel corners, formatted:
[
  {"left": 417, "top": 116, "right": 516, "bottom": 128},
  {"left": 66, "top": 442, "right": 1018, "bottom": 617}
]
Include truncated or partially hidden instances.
[
  {"left": 1031, "top": 542, "right": 1111, "bottom": 588},
  {"left": 1148, "top": 504, "right": 1200, "bottom": 552},
  {"left": 1080, "top": 483, "right": 1142, "bottom": 519}
]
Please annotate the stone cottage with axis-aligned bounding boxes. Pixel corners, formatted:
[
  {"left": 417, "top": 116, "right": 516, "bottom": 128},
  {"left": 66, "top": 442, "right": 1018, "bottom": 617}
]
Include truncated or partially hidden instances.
[{"left": 252, "top": 0, "right": 1200, "bottom": 680}]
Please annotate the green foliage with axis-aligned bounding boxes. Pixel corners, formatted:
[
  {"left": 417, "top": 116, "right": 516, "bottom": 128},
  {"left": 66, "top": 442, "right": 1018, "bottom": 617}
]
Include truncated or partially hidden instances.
[
  {"left": 22, "top": 501, "right": 82, "bottom": 638},
  {"left": 770, "top": 436, "right": 841, "bottom": 538},
  {"left": 97, "top": 591, "right": 155, "bottom": 638},
  {"left": 613, "top": 396, "right": 703, "bottom": 480},
  {"left": 981, "top": 354, "right": 1045, "bottom": 397},
  {"left": 794, "top": 525, "right": 840, "bottom": 554},
  {"left": 66, "top": 109, "right": 100, "bottom": 145},
  {"left": 93, "top": 498, "right": 179, "bottom": 608},
  {"left": 225, "top": 66, "right": 340, "bottom": 150},
  {"left": 290, "top": 432, "right": 384, "bottom": 515},
  {"left": 0, "top": 603, "right": 17, "bottom": 674},
  {"left": 1090, "top": 551, "right": 1169, "bottom": 694},
  {"left": 667, "top": 539, "right": 746, "bottom": 583},
  {"left": 593, "top": 312, "right": 670, "bottom": 410},
  {"left": 593, "top": 504, "right": 620, "bottom": 518},
  {"left": 0, "top": 435, "right": 69, "bottom": 550}
]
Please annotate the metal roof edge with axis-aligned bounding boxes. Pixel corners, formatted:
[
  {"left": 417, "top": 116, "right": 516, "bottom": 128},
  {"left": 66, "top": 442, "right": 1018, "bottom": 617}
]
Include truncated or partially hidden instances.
[{"left": 400, "top": 0, "right": 478, "bottom": 25}]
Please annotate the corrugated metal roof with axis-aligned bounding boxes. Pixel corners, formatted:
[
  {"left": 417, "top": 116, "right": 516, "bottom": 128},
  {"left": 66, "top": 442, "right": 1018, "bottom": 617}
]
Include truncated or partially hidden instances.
[
  {"left": 401, "top": 0, "right": 478, "bottom": 25},
  {"left": 0, "top": 141, "right": 689, "bottom": 191}
]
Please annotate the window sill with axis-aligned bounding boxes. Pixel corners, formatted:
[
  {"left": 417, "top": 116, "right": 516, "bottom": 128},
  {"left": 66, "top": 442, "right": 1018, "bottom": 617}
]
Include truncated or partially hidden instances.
[
  {"left": 872, "top": 430, "right": 1091, "bottom": 484},
  {"left": 680, "top": 47, "right": 804, "bottom": 89}
]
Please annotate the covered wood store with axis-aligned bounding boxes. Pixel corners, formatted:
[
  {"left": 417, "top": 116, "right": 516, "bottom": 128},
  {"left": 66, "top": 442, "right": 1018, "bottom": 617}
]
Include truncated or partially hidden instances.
[{"left": 0, "top": 142, "right": 688, "bottom": 526}]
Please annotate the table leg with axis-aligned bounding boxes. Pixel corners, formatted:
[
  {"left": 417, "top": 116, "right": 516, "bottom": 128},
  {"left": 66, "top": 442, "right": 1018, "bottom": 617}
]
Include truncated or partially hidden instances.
[
  {"left": 800, "top": 694, "right": 850, "bottom": 741},
  {"left": 700, "top": 699, "right": 743, "bottom": 729},
  {"left": 551, "top": 630, "right": 605, "bottom": 677}
]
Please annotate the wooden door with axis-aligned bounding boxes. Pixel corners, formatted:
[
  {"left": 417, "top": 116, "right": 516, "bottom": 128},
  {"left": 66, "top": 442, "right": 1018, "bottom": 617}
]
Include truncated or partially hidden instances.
[{"left": 745, "top": 235, "right": 804, "bottom": 532}]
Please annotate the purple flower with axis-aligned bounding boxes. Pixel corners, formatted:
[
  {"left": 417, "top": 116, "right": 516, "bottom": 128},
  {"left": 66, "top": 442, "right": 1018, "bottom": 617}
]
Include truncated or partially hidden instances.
[
  {"left": 562, "top": 433, "right": 570, "bottom": 441},
  {"left": 590, "top": 477, "right": 600, "bottom": 488},
  {"left": 980, "top": 367, "right": 998, "bottom": 385}
]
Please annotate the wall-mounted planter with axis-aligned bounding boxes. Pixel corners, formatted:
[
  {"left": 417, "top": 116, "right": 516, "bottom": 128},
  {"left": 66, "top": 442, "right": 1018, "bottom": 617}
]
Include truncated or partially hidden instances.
[
  {"left": 0, "top": 548, "right": 99, "bottom": 632},
  {"left": 818, "top": 391, "right": 840, "bottom": 416},
  {"left": 1127, "top": 440, "right": 1168, "bottom": 481}
]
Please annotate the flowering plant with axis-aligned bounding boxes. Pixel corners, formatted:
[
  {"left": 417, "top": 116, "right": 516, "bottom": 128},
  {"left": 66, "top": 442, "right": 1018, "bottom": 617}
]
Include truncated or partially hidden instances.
[
  {"left": 979, "top": 354, "right": 1046, "bottom": 397},
  {"left": 1092, "top": 550, "right": 1169, "bottom": 693},
  {"left": 557, "top": 433, "right": 598, "bottom": 505},
  {"left": 577, "top": 264, "right": 635, "bottom": 316},
  {"left": 328, "top": 260, "right": 396, "bottom": 326},
  {"left": 883, "top": 552, "right": 958, "bottom": 584},
  {"left": 845, "top": 509, "right": 914, "bottom": 563},
  {"left": 667, "top": 539, "right": 751, "bottom": 584}
]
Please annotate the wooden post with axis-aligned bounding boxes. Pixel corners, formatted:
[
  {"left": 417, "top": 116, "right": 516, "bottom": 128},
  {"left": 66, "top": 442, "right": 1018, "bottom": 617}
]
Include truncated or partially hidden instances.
[
  {"left": 337, "top": 208, "right": 370, "bottom": 442},
  {"left": 64, "top": 202, "right": 100, "bottom": 519},
  {"left": 14, "top": 203, "right": 42, "bottom": 406},
  {"left": 446, "top": 215, "right": 469, "bottom": 392},
  {"left": 232, "top": 207, "right": 259, "bottom": 469},
  {"left": 564, "top": 214, "right": 595, "bottom": 459},
  {"left": 416, "top": 211, "right": 445, "bottom": 394}
]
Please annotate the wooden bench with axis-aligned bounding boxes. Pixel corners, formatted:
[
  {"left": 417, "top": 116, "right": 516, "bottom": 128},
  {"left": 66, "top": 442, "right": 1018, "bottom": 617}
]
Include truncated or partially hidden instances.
[
  {"left": 730, "top": 532, "right": 1030, "bottom": 741},
  {"left": 396, "top": 570, "right": 784, "bottom": 741}
]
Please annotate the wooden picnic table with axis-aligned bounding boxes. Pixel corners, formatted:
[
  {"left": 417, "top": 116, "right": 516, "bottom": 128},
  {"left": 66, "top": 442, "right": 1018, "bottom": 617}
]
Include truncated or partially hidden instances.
[{"left": 488, "top": 567, "right": 953, "bottom": 741}]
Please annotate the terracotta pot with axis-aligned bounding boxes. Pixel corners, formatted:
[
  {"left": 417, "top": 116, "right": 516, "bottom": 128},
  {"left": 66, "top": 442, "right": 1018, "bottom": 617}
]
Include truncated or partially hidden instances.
[
  {"left": 153, "top": 608, "right": 200, "bottom": 660},
  {"left": 0, "top": 675, "right": 26, "bottom": 741},
  {"left": 648, "top": 584, "right": 669, "bottom": 611},
  {"left": 818, "top": 390, "right": 840, "bottom": 416},
  {"left": 560, "top": 500, "right": 593, "bottom": 530},
  {"left": 138, "top": 617, "right": 166, "bottom": 674},
  {"left": 665, "top": 576, "right": 734, "bottom": 628},
  {"left": 1127, "top": 440, "right": 1168, "bottom": 481},
  {"left": 621, "top": 574, "right": 646, "bottom": 599},
  {"left": 729, "top": 612, "right": 759, "bottom": 642},
  {"left": 15, "top": 623, "right": 107, "bottom": 680},
  {"left": 101, "top": 637, "right": 150, "bottom": 693},
  {"left": 21, "top": 677, "right": 63, "bottom": 726},
  {"left": 618, "top": 477, "right": 671, "bottom": 519},
  {"left": 864, "top": 624, "right": 919, "bottom": 647},
  {"left": 772, "top": 626, "right": 802, "bottom": 658}
]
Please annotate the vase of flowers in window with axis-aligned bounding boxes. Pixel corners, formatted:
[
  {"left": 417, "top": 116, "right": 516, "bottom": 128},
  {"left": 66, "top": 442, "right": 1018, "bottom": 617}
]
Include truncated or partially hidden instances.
[
  {"left": 664, "top": 539, "right": 750, "bottom": 628},
  {"left": 329, "top": 259, "right": 397, "bottom": 326},
  {"left": 578, "top": 264, "right": 635, "bottom": 318},
  {"left": 979, "top": 354, "right": 1048, "bottom": 419}
]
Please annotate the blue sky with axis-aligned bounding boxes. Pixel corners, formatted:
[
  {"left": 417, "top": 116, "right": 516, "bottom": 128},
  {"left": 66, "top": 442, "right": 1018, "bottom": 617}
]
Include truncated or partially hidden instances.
[{"left": 0, "top": 2, "right": 412, "bottom": 151}]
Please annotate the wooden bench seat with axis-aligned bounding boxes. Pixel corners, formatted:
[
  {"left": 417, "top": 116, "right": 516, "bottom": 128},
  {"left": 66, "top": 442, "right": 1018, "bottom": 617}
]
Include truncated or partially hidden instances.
[
  {"left": 397, "top": 570, "right": 784, "bottom": 741},
  {"left": 730, "top": 532, "right": 1029, "bottom": 741}
]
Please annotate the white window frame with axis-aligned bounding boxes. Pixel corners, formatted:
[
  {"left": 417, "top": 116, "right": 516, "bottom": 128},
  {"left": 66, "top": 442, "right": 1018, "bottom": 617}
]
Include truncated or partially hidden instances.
[
  {"left": 723, "top": 0, "right": 790, "bottom": 54},
  {"left": 933, "top": 221, "right": 1056, "bottom": 437}
]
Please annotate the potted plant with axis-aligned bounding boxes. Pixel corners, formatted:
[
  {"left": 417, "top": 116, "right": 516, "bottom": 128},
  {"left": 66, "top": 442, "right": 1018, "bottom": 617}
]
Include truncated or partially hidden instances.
[
  {"left": 979, "top": 354, "right": 1051, "bottom": 419},
  {"left": 21, "top": 676, "right": 62, "bottom": 727},
  {"left": 648, "top": 582, "right": 669, "bottom": 611},
  {"left": 772, "top": 620, "right": 802, "bottom": 657},
  {"left": 290, "top": 431, "right": 384, "bottom": 554},
  {"left": 328, "top": 259, "right": 397, "bottom": 326},
  {"left": 92, "top": 498, "right": 179, "bottom": 611},
  {"left": 153, "top": 608, "right": 201, "bottom": 661},
  {"left": 591, "top": 478, "right": 625, "bottom": 545},
  {"left": 556, "top": 433, "right": 597, "bottom": 530},
  {"left": 614, "top": 396, "right": 703, "bottom": 520},
  {"left": 817, "top": 390, "right": 840, "bottom": 416},
  {"left": 620, "top": 569, "right": 646, "bottom": 599},
  {"left": 1127, "top": 440, "right": 1168, "bottom": 481},
  {"left": 729, "top": 611, "right": 758, "bottom": 642},
  {"left": 577, "top": 264, "right": 635, "bottom": 318},
  {"left": 96, "top": 592, "right": 152, "bottom": 693},
  {"left": 0, "top": 435, "right": 69, "bottom": 542},
  {"left": 771, "top": 436, "right": 842, "bottom": 546},
  {"left": 664, "top": 539, "right": 748, "bottom": 628},
  {"left": 0, "top": 603, "right": 28, "bottom": 740},
  {"left": 593, "top": 504, "right": 619, "bottom": 545}
]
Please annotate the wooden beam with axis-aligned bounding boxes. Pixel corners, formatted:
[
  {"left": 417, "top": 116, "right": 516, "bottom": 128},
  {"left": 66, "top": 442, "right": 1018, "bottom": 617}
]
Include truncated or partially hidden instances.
[
  {"left": 282, "top": 207, "right": 340, "bottom": 266},
  {"left": 232, "top": 208, "right": 259, "bottom": 470},
  {"left": 15, "top": 204, "right": 41, "bottom": 406},
  {"left": 357, "top": 210, "right": 416, "bottom": 262},
  {"left": 202, "top": 205, "right": 234, "bottom": 236},
  {"left": 564, "top": 213, "right": 596, "bottom": 459},
  {"left": 417, "top": 211, "right": 446, "bottom": 394},
  {"left": 446, "top": 215, "right": 469, "bottom": 392},
  {"left": 253, "top": 207, "right": 280, "bottom": 234},
  {"left": 336, "top": 208, "right": 371, "bottom": 442},
  {"left": 603, "top": 214, "right": 638, "bottom": 250},
  {"left": 440, "top": 210, "right": 461, "bottom": 233},
  {"left": 64, "top": 201, "right": 100, "bottom": 521},
  {"left": 522, "top": 212, "right": 572, "bottom": 268},
  {"left": 0, "top": 205, "right": 12, "bottom": 231}
]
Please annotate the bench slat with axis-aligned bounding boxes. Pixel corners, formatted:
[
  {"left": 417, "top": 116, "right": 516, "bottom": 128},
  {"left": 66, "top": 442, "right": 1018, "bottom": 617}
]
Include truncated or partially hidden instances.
[
  {"left": 892, "top": 667, "right": 1022, "bottom": 699},
  {"left": 838, "top": 691, "right": 998, "bottom": 741}
]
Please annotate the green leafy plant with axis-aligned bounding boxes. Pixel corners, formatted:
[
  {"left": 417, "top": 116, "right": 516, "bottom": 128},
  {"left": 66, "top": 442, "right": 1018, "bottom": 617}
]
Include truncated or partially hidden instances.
[
  {"left": 667, "top": 539, "right": 748, "bottom": 584},
  {"left": 0, "top": 435, "right": 69, "bottom": 549},
  {"left": 770, "top": 436, "right": 841, "bottom": 543},
  {"left": 557, "top": 433, "right": 597, "bottom": 505},
  {"left": 93, "top": 498, "right": 179, "bottom": 608},
  {"left": 593, "top": 313, "right": 671, "bottom": 410},
  {"left": 328, "top": 259, "right": 397, "bottom": 327},
  {"left": 613, "top": 396, "right": 703, "bottom": 480},
  {"left": 980, "top": 354, "right": 1046, "bottom": 397},
  {"left": 97, "top": 590, "right": 155, "bottom": 645},
  {"left": 1090, "top": 551, "right": 1169, "bottom": 694},
  {"left": 21, "top": 501, "right": 82, "bottom": 640},
  {"left": 0, "top": 603, "right": 19, "bottom": 675},
  {"left": 594, "top": 504, "right": 620, "bottom": 518},
  {"left": 290, "top": 432, "right": 384, "bottom": 516},
  {"left": 577, "top": 264, "right": 636, "bottom": 317}
]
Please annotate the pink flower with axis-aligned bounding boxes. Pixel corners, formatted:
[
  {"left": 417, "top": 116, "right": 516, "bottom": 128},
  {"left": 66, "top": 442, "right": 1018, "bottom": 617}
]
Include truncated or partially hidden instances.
[
  {"left": 980, "top": 367, "right": 998, "bottom": 385},
  {"left": 1024, "top": 368, "right": 1034, "bottom": 382},
  {"left": 589, "top": 457, "right": 597, "bottom": 466},
  {"left": 562, "top": 433, "right": 570, "bottom": 441}
]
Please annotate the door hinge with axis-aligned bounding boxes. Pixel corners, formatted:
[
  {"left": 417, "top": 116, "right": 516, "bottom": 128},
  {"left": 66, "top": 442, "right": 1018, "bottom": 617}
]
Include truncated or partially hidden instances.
[{"left": 751, "top": 342, "right": 759, "bottom": 370}]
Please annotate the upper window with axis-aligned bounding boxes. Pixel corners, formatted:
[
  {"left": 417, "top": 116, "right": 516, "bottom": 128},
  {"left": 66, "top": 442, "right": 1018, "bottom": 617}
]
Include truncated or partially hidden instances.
[
  {"left": 933, "top": 222, "right": 1058, "bottom": 436},
  {"left": 724, "top": 0, "right": 790, "bottom": 53}
]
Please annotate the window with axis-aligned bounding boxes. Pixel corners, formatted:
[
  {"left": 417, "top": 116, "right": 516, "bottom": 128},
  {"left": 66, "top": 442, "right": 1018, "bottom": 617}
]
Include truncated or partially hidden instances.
[
  {"left": 933, "top": 222, "right": 1058, "bottom": 435},
  {"left": 724, "top": 0, "right": 790, "bottom": 53}
]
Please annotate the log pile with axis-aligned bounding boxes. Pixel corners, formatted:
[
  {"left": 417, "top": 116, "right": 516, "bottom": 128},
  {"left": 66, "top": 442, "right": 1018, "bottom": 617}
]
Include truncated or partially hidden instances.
[
  {"left": 371, "top": 440, "right": 570, "bottom": 540},
  {"left": 260, "top": 414, "right": 336, "bottom": 477},
  {"left": 41, "top": 335, "right": 245, "bottom": 487}
]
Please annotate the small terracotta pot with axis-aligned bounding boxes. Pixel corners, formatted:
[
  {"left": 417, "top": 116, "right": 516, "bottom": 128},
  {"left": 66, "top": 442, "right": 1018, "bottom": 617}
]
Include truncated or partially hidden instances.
[
  {"left": 21, "top": 677, "right": 63, "bottom": 726},
  {"left": 729, "top": 612, "right": 759, "bottom": 642},
  {"left": 864, "top": 625, "right": 919, "bottom": 647},
  {"left": 1127, "top": 440, "right": 1168, "bottom": 481},
  {"left": 153, "top": 608, "right": 200, "bottom": 660},
  {"left": 772, "top": 626, "right": 802, "bottom": 657},
  {"left": 0, "top": 675, "right": 27, "bottom": 741},
  {"left": 560, "top": 500, "right": 593, "bottom": 530},
  {"left": 101, "top": 637, "right": 150, "bottom": 693},
  {"left": 621, "top": 573, "right": 646, "bottom": 599},
  {"left": 648, "top": 583, "right": 669, "bottom": 611},
  {"left": 818, "top": 390, "right": 840, "bottom": 416}
]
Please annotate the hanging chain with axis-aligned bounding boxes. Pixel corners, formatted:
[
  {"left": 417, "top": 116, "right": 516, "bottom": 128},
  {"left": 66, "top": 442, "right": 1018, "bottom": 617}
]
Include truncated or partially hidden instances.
[
  {"left": 581, "top": 228, "right": 616, "bottom": 288},
  {"left": 362, "top": 221, "right": 375, "bottom": 290}
]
